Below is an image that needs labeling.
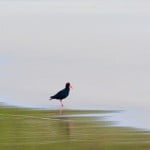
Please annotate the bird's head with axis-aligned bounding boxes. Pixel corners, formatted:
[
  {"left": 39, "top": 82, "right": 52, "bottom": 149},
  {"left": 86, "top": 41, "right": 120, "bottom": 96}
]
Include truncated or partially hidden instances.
[{"left": 66, "top": 82, "right": 73, "bottom": 89}]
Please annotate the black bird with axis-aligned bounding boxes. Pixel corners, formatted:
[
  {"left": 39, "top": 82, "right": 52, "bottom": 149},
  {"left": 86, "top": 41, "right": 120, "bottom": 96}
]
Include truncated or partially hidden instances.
[{"left": 49, "top": 82, "right": 72, "bottom": 107}]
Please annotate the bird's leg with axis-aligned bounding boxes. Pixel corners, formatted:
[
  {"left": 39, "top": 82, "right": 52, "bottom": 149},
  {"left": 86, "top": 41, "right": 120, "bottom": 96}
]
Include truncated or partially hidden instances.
[{"left": 60, "top": 100, "right": 64, "bottom": 107}]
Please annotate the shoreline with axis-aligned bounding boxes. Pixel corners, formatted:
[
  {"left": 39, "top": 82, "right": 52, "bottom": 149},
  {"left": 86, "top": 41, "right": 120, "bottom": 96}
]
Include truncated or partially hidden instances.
[
  {"left": 0, "top": 106, "right": 150, "bottom": 150},
  {"left": 0, "top": 105, "right": 150, "bottom": 131}
]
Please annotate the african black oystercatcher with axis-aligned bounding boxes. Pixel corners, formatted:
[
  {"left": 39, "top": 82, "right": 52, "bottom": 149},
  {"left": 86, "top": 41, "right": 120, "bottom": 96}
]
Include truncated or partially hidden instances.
[{"left": 49, "top": 82, "right": 72, "bottom": 107}]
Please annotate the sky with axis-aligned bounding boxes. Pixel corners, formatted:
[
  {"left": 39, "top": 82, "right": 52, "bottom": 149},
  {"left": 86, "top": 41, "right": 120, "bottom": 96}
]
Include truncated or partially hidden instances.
[{"left": 0, "top": 0, "right": 150, "bottom": 109}]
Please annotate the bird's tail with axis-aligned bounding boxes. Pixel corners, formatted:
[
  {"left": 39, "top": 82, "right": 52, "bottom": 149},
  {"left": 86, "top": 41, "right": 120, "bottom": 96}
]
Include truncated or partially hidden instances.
[{"left": 49, "top": 96, "right": 53, "bottom": 100}]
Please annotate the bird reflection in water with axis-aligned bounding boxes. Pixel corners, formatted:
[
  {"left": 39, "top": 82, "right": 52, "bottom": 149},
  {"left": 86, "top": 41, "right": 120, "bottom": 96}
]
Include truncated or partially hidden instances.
[{"left": 56, "top": 108, "right": 73, "bottom": 137}]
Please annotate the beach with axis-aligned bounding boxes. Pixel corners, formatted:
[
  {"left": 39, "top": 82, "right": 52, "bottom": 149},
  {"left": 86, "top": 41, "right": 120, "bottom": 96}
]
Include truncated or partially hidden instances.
[{"left": 0, "top": 106, "right": 150, "bottom": 150}]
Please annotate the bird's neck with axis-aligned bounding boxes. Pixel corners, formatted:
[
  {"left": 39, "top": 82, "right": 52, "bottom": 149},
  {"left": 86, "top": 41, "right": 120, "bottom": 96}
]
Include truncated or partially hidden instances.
[{"left": 65, "top": 87, "right": 70, "bottom": 91}]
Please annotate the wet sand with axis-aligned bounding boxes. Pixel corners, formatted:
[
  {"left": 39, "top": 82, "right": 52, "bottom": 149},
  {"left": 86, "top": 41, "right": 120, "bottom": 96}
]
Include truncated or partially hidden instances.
[{"left": 0, "top": 106, "right": 150, "bottom": 150}]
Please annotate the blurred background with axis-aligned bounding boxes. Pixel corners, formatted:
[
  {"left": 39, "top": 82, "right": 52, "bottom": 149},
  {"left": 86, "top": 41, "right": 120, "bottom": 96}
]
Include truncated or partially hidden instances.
[{"left": 0, "top": 0, "right": 150, "bottom": 109}]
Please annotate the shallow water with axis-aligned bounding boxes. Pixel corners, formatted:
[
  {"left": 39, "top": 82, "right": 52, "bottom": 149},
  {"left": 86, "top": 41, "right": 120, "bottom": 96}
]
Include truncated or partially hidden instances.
[
  {"left": 0, "top": 107, "right": 150, "bottom": 150},
  {"left": 108, "top": 109, "right": 150, "bottom": 130}
]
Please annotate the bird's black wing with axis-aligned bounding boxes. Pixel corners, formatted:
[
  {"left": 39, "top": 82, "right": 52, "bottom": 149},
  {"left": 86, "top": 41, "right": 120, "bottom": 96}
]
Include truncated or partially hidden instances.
[{"left": 50, "top": 89, "right": 66, "bottom": 99}]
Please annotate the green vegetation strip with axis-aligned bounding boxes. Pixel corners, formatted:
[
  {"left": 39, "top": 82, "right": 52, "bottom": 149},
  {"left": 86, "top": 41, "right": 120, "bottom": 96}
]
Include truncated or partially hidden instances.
[{"left": 0, "top": 106, "right": 149, "bottom": 150}]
